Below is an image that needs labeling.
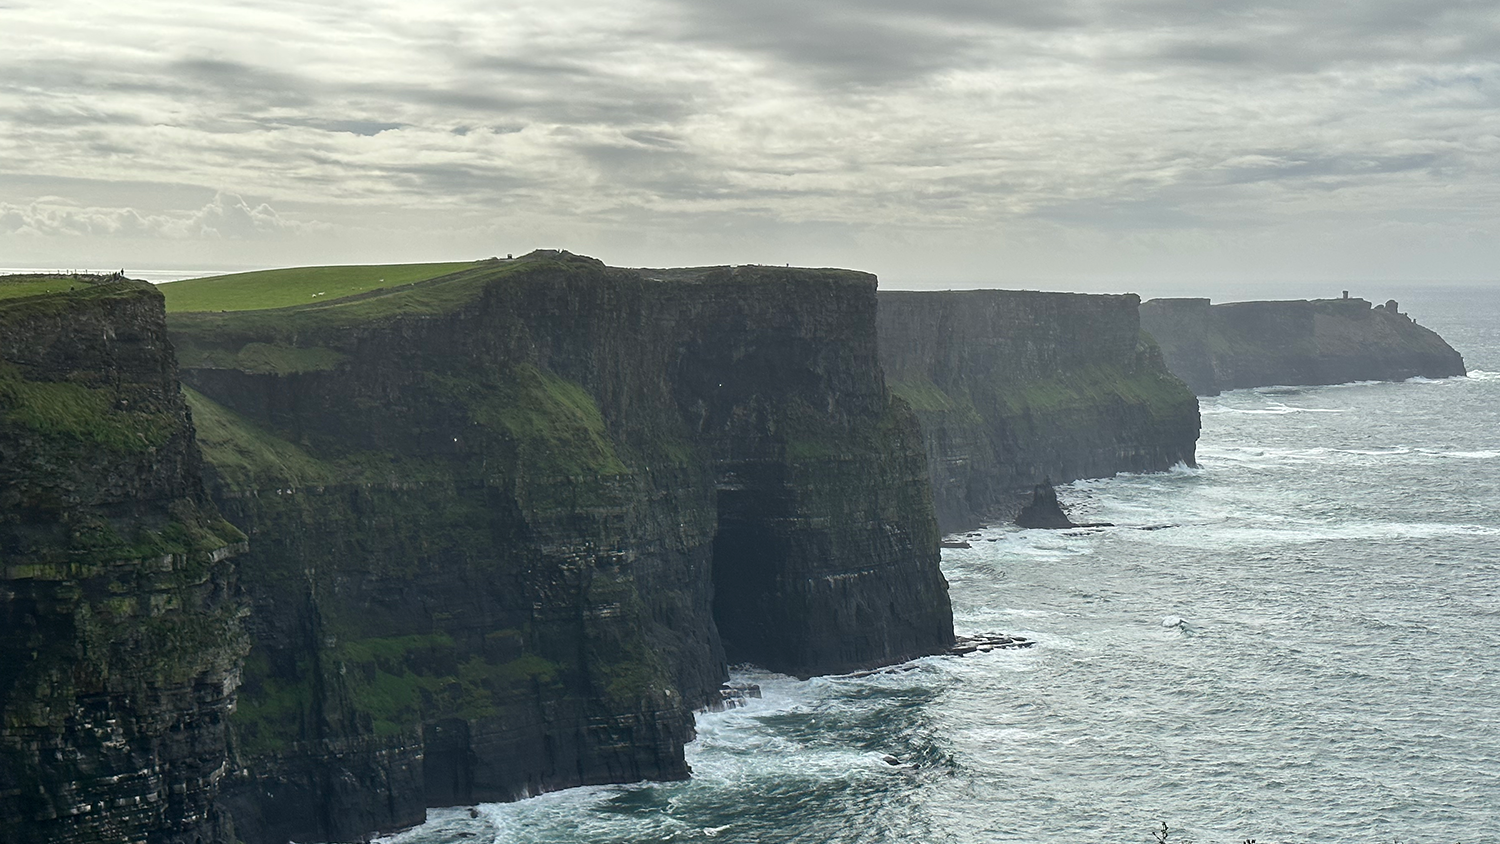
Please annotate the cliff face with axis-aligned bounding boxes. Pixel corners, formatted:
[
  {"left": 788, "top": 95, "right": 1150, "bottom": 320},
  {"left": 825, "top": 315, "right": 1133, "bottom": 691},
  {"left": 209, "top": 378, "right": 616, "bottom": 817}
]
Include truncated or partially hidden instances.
[
  {"left": 0, "top": 279, "right": 245, "bottom": 844},
  {"left": 877, "top": 290, "right": 1200, "bottom": 533},
  {"left": 166, "top": 254, "right": 951, "bottom": 843},
  {"left": 1140, "top": 296, "right": 1467, "bottom": 395}
]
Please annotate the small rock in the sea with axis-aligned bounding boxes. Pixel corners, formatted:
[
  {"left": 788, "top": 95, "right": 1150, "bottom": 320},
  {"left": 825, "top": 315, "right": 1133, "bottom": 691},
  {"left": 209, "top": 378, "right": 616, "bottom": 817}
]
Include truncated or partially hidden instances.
[
  {"left": 882, "top": 754, "right": 901, "bottom": 766},
  {"left": 703, "top": 681, "right": 763, "bottom": 712},
  {"left": 1015, "top": 479, "right": 1077, "bottom": 529},
  {"left": 940, "top": 540, "right": 972, "bottom": 549},
  {"left": 950, "top": 633, "right": 1035, "bottom": 655}
]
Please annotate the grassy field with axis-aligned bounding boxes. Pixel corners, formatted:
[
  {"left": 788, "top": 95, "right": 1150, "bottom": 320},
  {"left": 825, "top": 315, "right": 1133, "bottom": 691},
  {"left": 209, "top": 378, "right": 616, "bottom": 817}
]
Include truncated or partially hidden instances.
[
  {"left": 158, "top": 261, "right": 480, "bottom": 313},
  {"left": 0, "top": 275, "right": 96, "bottom": 301}
]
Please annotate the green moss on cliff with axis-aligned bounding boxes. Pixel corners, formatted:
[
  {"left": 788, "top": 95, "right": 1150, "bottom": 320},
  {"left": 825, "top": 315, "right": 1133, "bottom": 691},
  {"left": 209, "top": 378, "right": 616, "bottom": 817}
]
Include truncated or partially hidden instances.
[
  {"left": 185, "top": 388, "right": 339, "bottom": 488},
  {"left": 232, "top": 651, "right": 315, "bottom": 756},
  {"left": 0, "top": 364, "right": 176, "bottom": 452},
  {"left": 996, "top": 363, "right": 1192, "bottom": 421},
  {"left": 438, "top": 363, "right": 628, "bottom": 479},
  {"left": 887, "top": 379, "right": 985, "bottom": 424},
  {"left": 333, "top": 633, "right": 564, "bottom": 736},
  {"left": 208, "top": 342, "right": 349, "bottom": 374}
]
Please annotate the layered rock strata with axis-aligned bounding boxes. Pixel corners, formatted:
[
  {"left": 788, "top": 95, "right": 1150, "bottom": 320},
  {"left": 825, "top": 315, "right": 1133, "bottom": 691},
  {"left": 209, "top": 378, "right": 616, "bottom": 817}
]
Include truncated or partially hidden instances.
[
  {"left": 878, "top": 290, "right": 1200, "bottom": 533},
  {"left": 1139, "top": 296, "right": 1466, "bottom": 395},
  {"left": 166, "top": 253, "right": 952, "bottom": 843},
  {"left": 0, "top": 278, "right": 246, "bottom": 844}
]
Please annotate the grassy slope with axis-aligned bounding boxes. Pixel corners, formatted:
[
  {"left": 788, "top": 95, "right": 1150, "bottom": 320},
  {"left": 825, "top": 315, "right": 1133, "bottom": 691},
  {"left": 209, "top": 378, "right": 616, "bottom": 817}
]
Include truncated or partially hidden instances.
[
  {"left": 158, "top": 261, "right": 480, "bottom": 313},
  {"left": 166, "top": 260, "right": 526, "bottom": 345},
  {"left": 0, "top": 276, "right": 95, "bottom": 301}
]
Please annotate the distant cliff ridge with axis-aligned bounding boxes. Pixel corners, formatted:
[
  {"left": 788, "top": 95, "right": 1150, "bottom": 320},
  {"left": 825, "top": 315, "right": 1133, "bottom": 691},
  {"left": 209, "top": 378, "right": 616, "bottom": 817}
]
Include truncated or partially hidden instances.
[
  {"left": 1140, "top": 295, "right": 1466, "bottom": 395},
  {"left": 878, "top": 290, "right": 1200, "bottom": 533},
  {"left": 165, "top": 253, "right": 951, "bottom": 843},
  {"left": 0, "top": 278, "right": 246, "bottom": 844}
]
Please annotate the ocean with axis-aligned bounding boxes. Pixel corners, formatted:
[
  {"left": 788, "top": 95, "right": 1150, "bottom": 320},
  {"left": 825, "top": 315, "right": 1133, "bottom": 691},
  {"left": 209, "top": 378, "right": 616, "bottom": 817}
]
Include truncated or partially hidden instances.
[{"left": 365, "top": 285, "right": 1500, "bottom": 842}]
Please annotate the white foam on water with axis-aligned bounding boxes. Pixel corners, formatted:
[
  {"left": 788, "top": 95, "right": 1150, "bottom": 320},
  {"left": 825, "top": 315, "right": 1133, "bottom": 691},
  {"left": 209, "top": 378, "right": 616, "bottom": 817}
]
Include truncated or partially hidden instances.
[{"left": 1201, "top": 402, "right": 1348, "bottom": 416}]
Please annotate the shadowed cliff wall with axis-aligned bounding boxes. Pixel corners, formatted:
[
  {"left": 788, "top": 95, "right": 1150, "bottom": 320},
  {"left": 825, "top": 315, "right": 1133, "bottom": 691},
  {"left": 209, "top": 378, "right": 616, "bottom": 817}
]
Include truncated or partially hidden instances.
[
  {"left": 0, "top": 279, "right": 246, "bottom": 844},
  {"left": 167, "top": 254, "right": 951, "bottom": 843},
  {"left": 878, "top": 290, "right": 1200, "bottom": 533},
  {"left": 1140, "top": 296, "right": 1467, "bottom": 395}
]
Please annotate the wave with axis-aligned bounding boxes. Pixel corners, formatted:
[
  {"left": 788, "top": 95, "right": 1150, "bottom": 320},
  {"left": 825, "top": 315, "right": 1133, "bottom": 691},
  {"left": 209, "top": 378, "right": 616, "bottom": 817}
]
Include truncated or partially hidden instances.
[
  {"left": 1466, "top": 369, "right": 1500, "bottom": 381},
  {"left": 1198, "top": 445, "right": 1413, "bottom": 465},
  {"left": 1429, "top": 450, "right": 1500, "bottom": 460},
  {"left": 1201, "top": 402, "right": 1346, "bottom": 416},
  {"left": 1200, "top": 444, "right": 1497, "bottom": 467},
  {"left": 1135, "top": 520, "right": 1500, "bottom": 548}
]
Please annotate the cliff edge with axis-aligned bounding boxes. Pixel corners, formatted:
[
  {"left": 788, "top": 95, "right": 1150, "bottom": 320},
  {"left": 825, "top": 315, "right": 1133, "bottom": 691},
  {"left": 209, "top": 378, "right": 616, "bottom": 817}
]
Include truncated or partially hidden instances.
[
  {"left": 878, "top": 290, "right": 1200, "bottom": 533},
  {"left": 0, "top": 277, "right": 246, "bottom": 844},
  {"left": 1140, "top": 295, "right": 1466, "bottom": 395}
]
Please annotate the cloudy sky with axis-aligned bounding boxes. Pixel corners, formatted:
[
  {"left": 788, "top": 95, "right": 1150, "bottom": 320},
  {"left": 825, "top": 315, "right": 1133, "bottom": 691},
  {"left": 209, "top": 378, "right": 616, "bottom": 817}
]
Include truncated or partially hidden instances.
[{"left": 3, "top": 0, "right": 1498, "bottom": 291}]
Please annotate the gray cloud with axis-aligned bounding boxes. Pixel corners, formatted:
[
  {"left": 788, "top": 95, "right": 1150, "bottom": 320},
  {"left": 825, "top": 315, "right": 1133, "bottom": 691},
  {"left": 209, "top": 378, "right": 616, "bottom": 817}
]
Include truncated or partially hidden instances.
[
  {"left": 1, "top": 0, "right": 1498, "bottom": 282},
  {"left": 1212, "top": 150, "right": 1449, "bottom": 187},
  {"left": 657, "top": 0, "right": 1075, "bottom": 87}
]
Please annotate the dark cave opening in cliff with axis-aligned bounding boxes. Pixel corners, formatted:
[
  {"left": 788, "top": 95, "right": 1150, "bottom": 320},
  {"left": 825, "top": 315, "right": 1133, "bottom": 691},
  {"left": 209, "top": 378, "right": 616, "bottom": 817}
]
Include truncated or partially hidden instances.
[{"left": 710, "top": 486, "right": 791, "bottom": 671}]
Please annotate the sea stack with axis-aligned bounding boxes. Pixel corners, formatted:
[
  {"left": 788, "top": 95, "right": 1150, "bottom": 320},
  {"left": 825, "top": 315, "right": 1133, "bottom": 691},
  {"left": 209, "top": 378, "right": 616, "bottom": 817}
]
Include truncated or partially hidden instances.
[{"left": 1015, "top": 479, "right": 1077, "bottom": 529}]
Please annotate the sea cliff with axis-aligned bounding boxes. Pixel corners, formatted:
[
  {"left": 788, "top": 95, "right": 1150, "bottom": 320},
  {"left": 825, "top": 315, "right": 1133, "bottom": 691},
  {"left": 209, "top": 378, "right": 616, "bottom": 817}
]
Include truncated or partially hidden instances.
[
  {"left": 165, "top": 253, "right": 952, "bottom": 843},
  {"left": 3, "top": 262, "right": 1214, "bottom": 844},
  {"left": 0, "top": 277, "right": 246, "bottom": 844},
  {"left": 1139, "top": 296, "right": 1467, "bottom": 395},
  {"left": 878, "top": 290, "right": 1200, "bottom": 533}
]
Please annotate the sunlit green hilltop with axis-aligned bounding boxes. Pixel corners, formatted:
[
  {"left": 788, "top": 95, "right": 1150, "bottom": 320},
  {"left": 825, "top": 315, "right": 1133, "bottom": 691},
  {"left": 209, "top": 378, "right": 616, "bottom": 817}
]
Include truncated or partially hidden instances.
[{"left": 158, "top": 260, "right": 481, "bottom": 313}]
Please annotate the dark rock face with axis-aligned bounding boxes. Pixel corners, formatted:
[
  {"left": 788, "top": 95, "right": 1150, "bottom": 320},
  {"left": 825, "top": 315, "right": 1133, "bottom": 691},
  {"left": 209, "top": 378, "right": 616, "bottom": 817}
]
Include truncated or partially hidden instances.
[
  {"left": 877, "top": 290, "right": 1200, "bottom": 533},
  {"left": 0, "top": 280, "right": 246, "bottom": 844},
  {"left": 168, "top": 256, "right": 951, "bottom": 843},
  {"left": 1140, "top": 296, "right": 1467, "bottom": 395},
  {"left": 1014, "top": 481, "right": 1076, "bottom": 529}
]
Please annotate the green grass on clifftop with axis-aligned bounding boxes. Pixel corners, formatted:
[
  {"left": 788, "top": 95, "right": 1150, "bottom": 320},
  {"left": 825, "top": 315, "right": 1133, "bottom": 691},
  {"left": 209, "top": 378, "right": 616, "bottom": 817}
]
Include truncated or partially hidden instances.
[
  {"left": 159, "top": 261, "right": 480, "bottom": 313},
  {"left": 0, "top": 275, "right": 95, "bottom": 301}
]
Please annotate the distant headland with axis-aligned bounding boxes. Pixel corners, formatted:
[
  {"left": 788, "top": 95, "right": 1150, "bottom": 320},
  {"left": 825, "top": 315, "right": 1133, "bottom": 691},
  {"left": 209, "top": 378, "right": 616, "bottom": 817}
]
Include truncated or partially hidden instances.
[{"left": 1140, "top": 293, "right": 1466, "bottom": 395}]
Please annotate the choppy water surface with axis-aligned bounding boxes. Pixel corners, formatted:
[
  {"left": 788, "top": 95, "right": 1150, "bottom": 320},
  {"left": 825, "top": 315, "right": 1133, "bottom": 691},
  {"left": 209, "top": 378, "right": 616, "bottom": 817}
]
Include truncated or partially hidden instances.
[{"left": 382, "top": 288, "right": 1500, "bottom": 844}]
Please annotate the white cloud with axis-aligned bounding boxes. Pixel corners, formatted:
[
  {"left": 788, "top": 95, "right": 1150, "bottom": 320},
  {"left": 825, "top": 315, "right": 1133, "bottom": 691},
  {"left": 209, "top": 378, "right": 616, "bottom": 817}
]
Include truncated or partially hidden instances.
[
  {"left": 0, "top": 193, "right": 314, "bottom": 240},
  {"left": 0, "top": 0, "right": 1498, "bottom": 282}
]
